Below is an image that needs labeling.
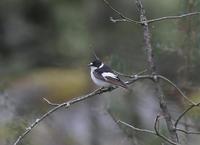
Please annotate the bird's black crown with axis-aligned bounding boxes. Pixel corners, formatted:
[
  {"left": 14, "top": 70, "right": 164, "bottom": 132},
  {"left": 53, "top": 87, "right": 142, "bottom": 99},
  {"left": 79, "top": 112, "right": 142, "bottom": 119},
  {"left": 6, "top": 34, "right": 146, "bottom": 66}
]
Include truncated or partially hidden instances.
[{"left": 90, "top": 59, "right": 102, "bottom": 67}]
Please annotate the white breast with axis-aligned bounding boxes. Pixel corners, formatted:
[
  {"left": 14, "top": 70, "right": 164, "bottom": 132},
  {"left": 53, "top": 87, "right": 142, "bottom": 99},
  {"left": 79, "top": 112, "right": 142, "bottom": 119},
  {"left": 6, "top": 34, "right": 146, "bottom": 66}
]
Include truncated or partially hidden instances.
[{"left": 90, "top": 67, "right": 110, "bottom": 87}]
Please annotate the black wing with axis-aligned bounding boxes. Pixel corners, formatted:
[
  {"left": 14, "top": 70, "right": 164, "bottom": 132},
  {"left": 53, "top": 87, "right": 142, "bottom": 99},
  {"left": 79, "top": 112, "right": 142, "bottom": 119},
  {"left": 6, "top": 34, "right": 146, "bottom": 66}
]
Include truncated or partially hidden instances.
[
  {"left": 93, "top": 70, "right": 106, "bottom": 81},
  {"left": 104, "top": 76, "right": 128, "bottom": 89},
  {"left": 95, "top": 64, "right": 128, "bottom": 89}
]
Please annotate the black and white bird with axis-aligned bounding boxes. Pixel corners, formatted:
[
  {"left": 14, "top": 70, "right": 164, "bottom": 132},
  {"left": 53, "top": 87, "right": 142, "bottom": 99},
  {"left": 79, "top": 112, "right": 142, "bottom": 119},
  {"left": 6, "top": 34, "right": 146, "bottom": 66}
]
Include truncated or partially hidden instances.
[{"left": 88, "top": 59, "right": 128, "bottom": 89}]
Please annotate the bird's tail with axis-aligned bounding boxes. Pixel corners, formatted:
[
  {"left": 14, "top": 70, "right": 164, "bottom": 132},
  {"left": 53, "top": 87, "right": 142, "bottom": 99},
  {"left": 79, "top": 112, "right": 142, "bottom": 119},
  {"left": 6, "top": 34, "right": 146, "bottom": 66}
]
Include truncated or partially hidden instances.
[{"left": 120, "top": 81, "right": 128, "bottom": 89}]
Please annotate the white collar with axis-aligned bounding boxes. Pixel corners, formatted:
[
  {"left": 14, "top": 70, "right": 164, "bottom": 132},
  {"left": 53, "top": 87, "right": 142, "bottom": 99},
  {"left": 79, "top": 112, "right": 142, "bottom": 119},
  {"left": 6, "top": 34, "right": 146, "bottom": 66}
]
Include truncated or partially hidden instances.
[{"left": 99, "top": 63, "right": 104, "bottom": 68}]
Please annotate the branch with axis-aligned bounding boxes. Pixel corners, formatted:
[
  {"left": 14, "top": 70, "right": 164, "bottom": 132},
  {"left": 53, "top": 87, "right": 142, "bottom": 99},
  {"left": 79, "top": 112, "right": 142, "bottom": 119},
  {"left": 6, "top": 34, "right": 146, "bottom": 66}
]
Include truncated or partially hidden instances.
[
  {"left": 118, "top": 120, "right": 156, "bottom": 135},
  {"left": 12, "top": 71, "right": 200, "bottom": 145},
  {"left": 146, "top": 12, "right": 200, "bottom": 23},
  {"left": 12, "top": 87, "right": 112, "bottom": 145},
  {"left": 157, "top": 75, "right": 196, "bottom": 105},
  {"left": 135, "top": 0, "right": 179, "bottom": 142},
  {"left": 114, "top": 69, "right": 147, "bottom": 78},
  {"left": 107, "top": 109, "right": 140, "bottom": 145},
  {"left": 107, "top": 109, "right": 123, "bottom": 129},
  {"left": 154, "top": 115, "right": 180, "bottom": 145},
  {"left": 118, "top": 117, "right": 180, "bottom": 145},
  {"left": 103, "top": 0, "right": 200, "bottom": 25},
  {"left": 109, "top": 11, "right": 200, "bottom": 24},
  {"left": 176, "top": 128, "right": 200, "bottom": 135},
  {"left": 103, "top": 0, "right": 140, "bottom": 24},
  {"left": 114, "top": 69, "right": 195, "bottom": 106},
  {"left": 113, "top": 71, "right": 195, "bottom": 106},
  {"left": 119, "top": 115, "right": 200, "bottom": 145},
  {"left": 12, "top": 73, "right": 155, "bottom": 145},
  {"left": 43, "top": 97, "right": 60, "bottom": 106},
  {"left": 114, "top": 67, "right": 195, "bottom": 106},
  {"left": 109, "top": 17, "right": 132, "bottom": 23},
  {"left": 174, "top": 122, "right": 200, "bottom": 130},
  {"left": 174, "top": 102, "right": 200, "bottom": 128}
]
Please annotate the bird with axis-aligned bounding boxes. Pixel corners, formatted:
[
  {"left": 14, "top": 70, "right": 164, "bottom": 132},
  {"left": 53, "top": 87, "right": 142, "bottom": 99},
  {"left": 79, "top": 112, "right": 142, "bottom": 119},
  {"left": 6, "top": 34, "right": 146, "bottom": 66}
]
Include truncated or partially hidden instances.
[{"left": 88, "top": 59, "right": 128, "bottom": 89}]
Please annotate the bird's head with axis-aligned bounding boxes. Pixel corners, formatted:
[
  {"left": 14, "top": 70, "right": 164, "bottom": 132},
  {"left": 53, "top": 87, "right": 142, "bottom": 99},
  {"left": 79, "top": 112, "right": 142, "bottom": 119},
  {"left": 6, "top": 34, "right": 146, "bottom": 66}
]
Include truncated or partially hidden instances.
[{"left": 88, "top": 59, "right": 103, "bottom": 69}]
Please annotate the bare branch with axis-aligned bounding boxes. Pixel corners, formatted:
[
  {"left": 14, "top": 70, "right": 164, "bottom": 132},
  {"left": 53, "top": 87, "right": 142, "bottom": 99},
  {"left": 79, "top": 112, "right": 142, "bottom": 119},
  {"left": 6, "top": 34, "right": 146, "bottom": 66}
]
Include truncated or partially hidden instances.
[
  {"left": 103, "top": 0, "right": 200, "bottom": 25},
  {"left": 154, "top": 115, "right": 180, "bottom": 145},
  {"left": 10, "top": 1, "right": 200, "bottom": 145},
  {"left": 119, "top": 118, "right": 180, "bottom": 145},
  {"left": 176, "top": 128, "right": 200, "bottom": 135},
  {"left": 103, "top": 0, "right": 140, "bottom": 24},
  {"left": 174, "top": 102, "right": 200, "bottom": 128},
  {"left": 111, "top": 72, "right": 195, "bottom": 107},
  {"left": 115, "top": 72, "right": 195, "bottom": 106},
  {"left": 126, "top": 74, "right": 153, "bottom": 84},
  {"left": 157, "top": 75, "right": 196, "bottom": 105},
  {"left": 118, "top": 120, "right": 156, "bottom": 135},
  {"left": 107, "top": 109, "right": 141, "bottom": 145},
  {"left": 147, "top": 12, "right": 200, "bottom": 23},
  {"left": 107, "top": 109, "right": 120, "bottom": 126},
  {"left": 174, "top": 122, "right": 200, "bottom": 130},
  {"left": 135, "top": 0, "right": 179, "bottom": 142},
  {"left": 109, "top": 17, "right": 131, "bottom": 23},
  {"left": 12, "top": 73, "right": 156, "bottom": 145},
  {"left": 109, "top": 11, "right": 200, "bottom": 24},
  {"left": 43, "top": 97, "right": 60, "bottom": 106},
  {"left": 13, "top": 88, "right": 111, "bottom": 145},
  {"left": 114, "top": 69, "right": 147, "bottom": 78}
]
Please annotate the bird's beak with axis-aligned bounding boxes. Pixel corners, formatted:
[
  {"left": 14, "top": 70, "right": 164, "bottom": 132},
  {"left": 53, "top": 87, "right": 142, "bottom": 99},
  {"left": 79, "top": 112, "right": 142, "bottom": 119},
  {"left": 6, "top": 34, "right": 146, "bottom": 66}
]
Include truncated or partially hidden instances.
[{"left": 88, "top": 63, "right": 92, "bottom": 67}]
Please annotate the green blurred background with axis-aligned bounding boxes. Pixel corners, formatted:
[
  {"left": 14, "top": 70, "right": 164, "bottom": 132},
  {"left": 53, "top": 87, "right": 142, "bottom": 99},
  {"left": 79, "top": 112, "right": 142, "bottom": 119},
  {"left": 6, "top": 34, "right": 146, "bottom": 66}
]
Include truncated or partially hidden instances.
[{"left": 0, "top": 0, "right": 200, "bottom": 145}]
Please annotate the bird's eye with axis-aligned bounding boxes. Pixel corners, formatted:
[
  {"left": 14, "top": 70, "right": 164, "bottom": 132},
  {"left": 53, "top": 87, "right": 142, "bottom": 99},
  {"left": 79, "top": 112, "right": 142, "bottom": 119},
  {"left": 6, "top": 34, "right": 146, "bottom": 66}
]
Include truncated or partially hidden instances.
[{"left": 88, "top": 63, "right": 93, "bottom": 66}]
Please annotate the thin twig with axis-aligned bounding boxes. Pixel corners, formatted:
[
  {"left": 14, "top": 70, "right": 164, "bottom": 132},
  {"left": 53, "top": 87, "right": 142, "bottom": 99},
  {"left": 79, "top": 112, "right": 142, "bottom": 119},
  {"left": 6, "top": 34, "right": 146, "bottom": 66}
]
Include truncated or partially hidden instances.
[
  {"left": 114, "top": 69, "right": 147, "bottom": 78},
  {"left": 107, "top": 110, "right": 140, "bottom": 145},
  {"left": 119, "top": 118, "right": 180, "bottom": 145},
  {"left": 103, "top": 0, "right": 200, "bottom": 25},
  {"left": 118, "top": 120, "right": 156, "bottom": 135},
  {"left": 103, "top": 0, "right": 140, "bottom": 23},
  {"left": 13, "top": 88, "right": 110, "bottom": 145},
  {"left": 174, "top": 102, "right": 200, "bottom": 128},
  {"left": 176, "top": 128, "right": 200, "bottom": 135},
  {"left": 136, "top": 0, "right": 179, "bottom": 142},
  {"left": 107, "top": 109, "right": 119, "bottom": 126},
  {"left": 117, "top": 73, "right": 195, "bottom": 105},
  {"left": 109, "top": 11, "right": 200, "bottom": 24},
  {"left": 147, "top": 12, "right": 200, "bottom": 23},
  {"left": 157, "top": 75, "right": 196, "bottom": 105},
  {"left": 43, "top": 98, "right": 60, "bottom": 106},
  {"left": 13, "top": 104, "right": 69, "bottom": 145},
  {"left": 126, "top": 74, "right": 153, "bottom": 84},
  {"left": 174, "top": 121, "right": 200, "bottom": 130},
  {"left": 154, "top": 115, "right": 180, "bottom": 145},
  {"left": 12, "top": 72, "right": 200, "bottom": 145},
  {"left": 109, "top": 17, "right": 130, "bottom": 23},
  {"left": 115, "top": 72, "right": 195, "bottom": 107},
  {"left": 118, "top": 72, "right": 197, "bottom": 106},
  {"left": 154, "top": 115, "right": 160, "bottom": 135},
  {"left": 12, "top": 73, "right": 154, "bottom": 145}
]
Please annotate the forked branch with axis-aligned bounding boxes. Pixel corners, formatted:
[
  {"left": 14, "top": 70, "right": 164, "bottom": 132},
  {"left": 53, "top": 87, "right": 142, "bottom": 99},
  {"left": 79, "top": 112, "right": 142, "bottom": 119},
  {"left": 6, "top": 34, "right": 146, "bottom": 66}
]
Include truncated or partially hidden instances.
[
  {"left": 118, "top": 116, "right": 179, "bottom": 145},
  {"left": 175, "top": 102, "right": 200, "bottom": 128},
  {"left": 103, "top": 0, "right": 200, "bottom": 25},
  {"left": 12, "top": 72, "right": 155, "bottom": 145},
  {"left": 12, "top": 1, "right": 200, "bottom": 145}
]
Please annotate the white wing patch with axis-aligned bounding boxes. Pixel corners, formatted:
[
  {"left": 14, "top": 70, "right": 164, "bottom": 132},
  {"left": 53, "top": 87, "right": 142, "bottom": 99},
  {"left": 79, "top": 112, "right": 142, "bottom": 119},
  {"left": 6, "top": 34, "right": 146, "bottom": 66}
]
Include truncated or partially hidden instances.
[
  {"left": 102, "top": 72, "right": 117, "bottom": 80},
  {"left": 90, "top": 70, "right": 110, "bottom": 87}
]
